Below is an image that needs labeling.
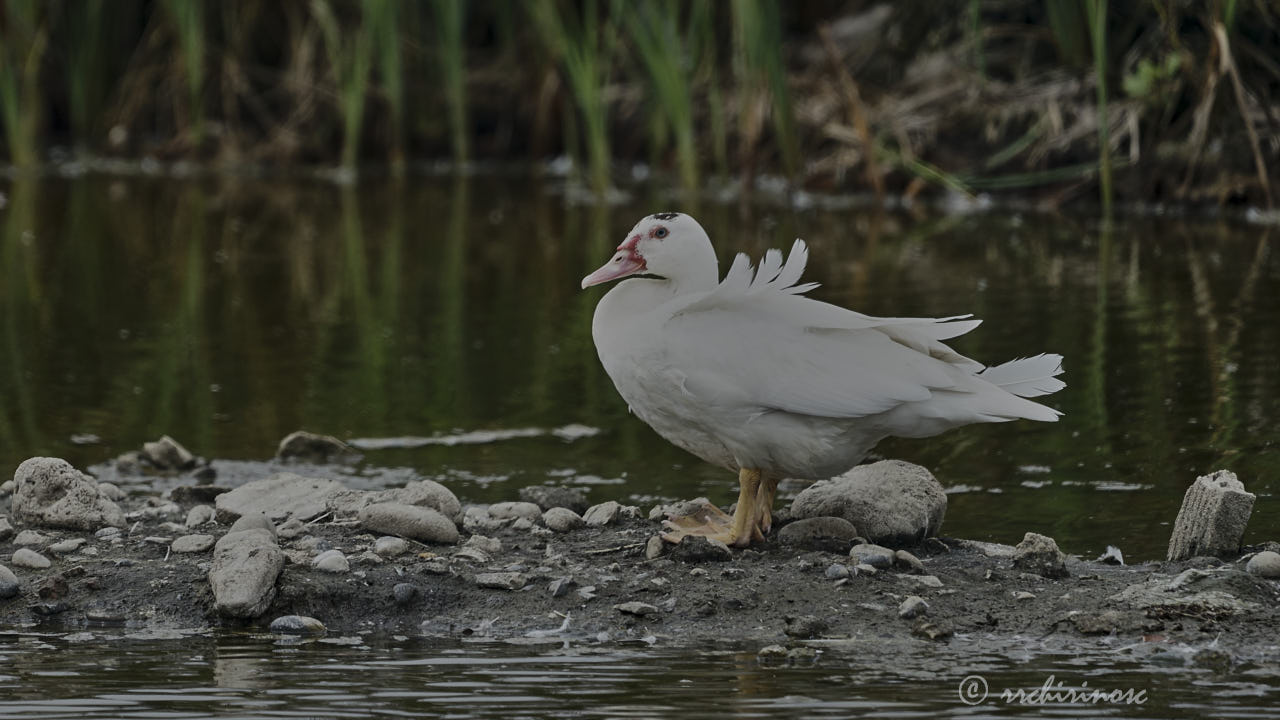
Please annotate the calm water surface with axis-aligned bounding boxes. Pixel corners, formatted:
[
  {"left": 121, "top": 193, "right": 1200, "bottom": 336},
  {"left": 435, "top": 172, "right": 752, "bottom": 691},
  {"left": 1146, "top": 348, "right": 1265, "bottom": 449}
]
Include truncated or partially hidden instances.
[{"left": 1, "top": 174, "right": 1278, "bottom": 716}]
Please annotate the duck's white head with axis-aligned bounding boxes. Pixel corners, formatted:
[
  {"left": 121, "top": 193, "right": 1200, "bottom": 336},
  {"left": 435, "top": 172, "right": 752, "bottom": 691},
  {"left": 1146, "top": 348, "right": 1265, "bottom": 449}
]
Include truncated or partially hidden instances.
[{"left": 581, "top": 212, "right": 718, "bottom": 292}]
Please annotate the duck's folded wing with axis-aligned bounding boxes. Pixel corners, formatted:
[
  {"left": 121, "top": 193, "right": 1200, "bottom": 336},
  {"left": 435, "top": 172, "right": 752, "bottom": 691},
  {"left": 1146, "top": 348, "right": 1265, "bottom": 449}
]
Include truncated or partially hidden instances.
[{"left": 659, "top": 241, "right": 985, "bottom": 419}]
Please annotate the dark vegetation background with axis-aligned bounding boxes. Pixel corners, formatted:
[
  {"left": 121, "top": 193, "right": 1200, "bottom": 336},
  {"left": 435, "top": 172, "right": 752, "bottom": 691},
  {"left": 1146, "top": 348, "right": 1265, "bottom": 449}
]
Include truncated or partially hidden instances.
[{"left": 1, "top": 0, "right": 1278, "bottom": 209}]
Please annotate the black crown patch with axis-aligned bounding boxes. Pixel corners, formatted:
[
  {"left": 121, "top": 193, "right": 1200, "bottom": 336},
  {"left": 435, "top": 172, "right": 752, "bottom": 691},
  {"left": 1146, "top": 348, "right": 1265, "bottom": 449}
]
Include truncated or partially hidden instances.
[{"left": 650, "top": 212, "right": 680, "bottom": 221}]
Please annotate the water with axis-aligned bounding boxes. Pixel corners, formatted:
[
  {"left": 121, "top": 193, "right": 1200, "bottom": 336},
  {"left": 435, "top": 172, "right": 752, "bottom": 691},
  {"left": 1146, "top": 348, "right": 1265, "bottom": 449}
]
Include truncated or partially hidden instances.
[
  {"left": 2, "top": 633, "right": 1279, "bottom": 719},
  {"left": 2, "top": 175, "right": 1279, "bottom": 716}
]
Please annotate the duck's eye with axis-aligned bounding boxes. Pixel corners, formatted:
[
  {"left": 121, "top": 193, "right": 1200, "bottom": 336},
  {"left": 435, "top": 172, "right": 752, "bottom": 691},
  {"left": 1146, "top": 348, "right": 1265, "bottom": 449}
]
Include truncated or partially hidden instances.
[{"left": 654, "top": 227, "right": 669, "bottom": 239}]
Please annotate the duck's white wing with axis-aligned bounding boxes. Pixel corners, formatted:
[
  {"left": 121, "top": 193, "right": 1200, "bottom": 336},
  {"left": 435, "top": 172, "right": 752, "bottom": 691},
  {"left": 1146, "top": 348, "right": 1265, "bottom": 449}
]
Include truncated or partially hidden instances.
[{"left": 658, "top": 240, "right": 993, "bottom": 420}]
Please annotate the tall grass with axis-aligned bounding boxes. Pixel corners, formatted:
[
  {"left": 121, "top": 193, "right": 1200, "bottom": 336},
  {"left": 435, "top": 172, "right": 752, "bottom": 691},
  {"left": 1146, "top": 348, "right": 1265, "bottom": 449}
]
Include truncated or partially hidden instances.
[
  {"left": 0, "top": 0, "right": 47, "bottom": 168},
  {"left": 312, "top": 0, "right": 371, "bottom": 175},
  {"left": 625, "top": 0, "right": 698, "bottom": 192},
  {"left": 529, "top": 0, "right": 617, "bottom": 193},
  {"left": 367, "top": 0, "right": 405, "bottom": 171},
  {"left": 162, "top": 0, "right": 206, "bottom": 141},
  {"left": 1083, "top": 0, "right": 1112, "bottom": 215},
  {"left": 731, "top": 0, "right": 798, "bottom": 179},
  {"left": 429, "top": 0, "right": 469, "bottom": 166}
]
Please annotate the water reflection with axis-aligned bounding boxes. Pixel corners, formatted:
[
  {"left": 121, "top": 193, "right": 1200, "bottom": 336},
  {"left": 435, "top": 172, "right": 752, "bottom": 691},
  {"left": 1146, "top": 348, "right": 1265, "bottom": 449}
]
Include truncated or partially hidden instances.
[
  {"left": 0, "top": 176, "right": 1276, "bottom": 560},
  {"left": 0, "top": 634, "right": 1277, "bottom": 719}
]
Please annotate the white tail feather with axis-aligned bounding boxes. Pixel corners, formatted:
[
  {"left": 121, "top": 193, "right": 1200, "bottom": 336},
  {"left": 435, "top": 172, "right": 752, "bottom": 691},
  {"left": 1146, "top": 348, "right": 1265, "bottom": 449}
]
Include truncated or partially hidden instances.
[{"left": 979, "top": 354, "right": 1066, "bottom": 398}]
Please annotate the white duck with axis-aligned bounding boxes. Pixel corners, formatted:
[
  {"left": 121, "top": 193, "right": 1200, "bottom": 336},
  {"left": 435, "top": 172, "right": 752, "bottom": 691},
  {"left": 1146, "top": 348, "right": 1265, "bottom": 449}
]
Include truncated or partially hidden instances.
[{"left": 582, "top": 212, "right": 1064, "bottom": 548}]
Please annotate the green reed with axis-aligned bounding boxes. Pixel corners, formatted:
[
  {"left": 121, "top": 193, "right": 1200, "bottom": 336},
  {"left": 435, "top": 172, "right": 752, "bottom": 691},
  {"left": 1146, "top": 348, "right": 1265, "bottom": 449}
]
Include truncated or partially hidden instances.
[
  {"left": 731, "top": 0, "right": 798, "bottom": 179},
  {"left": 313, "top": 0, "right": 371, "bottom": 175},
  {"left": 162, "top": 0, "right": 206, "bottom": 140},
  {"left": 429, "top": 0, "right": 469, "bottom": 166},
  {"left": 367, "top": 0, "right": 406, "bottom": 171},
  {"left": 0, "top": 0, "right": 47, "bottom": 168},
  {"left": 624, "top": 0, "right": 698, "bottom": 192},
  {"left": 529, "top": 0, "right": 617, "bottom": 193}
]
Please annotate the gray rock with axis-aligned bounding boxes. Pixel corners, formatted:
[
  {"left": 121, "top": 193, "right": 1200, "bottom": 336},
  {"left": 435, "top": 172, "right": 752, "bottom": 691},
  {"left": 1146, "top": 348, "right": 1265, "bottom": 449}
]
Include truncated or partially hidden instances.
[
  {"left": 454, "top": 547, "right": 490, "bottom": 563},
  {"left": 825, "top": 563, "right": 851, "bottom": 580},
  {"left": 97, "top": 482, "right": 125, "bottom": 501},
  {"left": 269, "top": 615, "right": 327, "bottom": 635},
  {"left": 669, "top": 535, "right": 733, "bottom": 563},
  {"left": 94, "top": 527, "right": 121, "bottom": 539},
  {"left": 894, "top": 549, "right": 926, "bottom": 574},
  {"left": 359, "top": 503, "right": 459, "bottom": 544},
  {"left": 393, "top": 583, "right": 418, "bottom": 605},
  {"left": 276, "top": 430, "right": 358, "bottom": 462},
  {"left": 171, "top": 534, "right": 215, "bottom": 553},
  {"left": 1167, "top": 470, "right": 1256, "bottom": 561},
  {"left": 1246, "top": 551, "right": 1280, "bottom": 578},
  {"left": 777, "top": 516, "right": 860, "bottom": 552},
  {"left": 1012, "top": 532, "right": 1069, "bottom": 578},
  {"left": 519, "top": 485, "right": 589, "bottom": 514},
  {"left": 904, "top": 574, "right": 943, "bottom": 588},
  {"left": 645, "top": 535, "right": 666, "bottom": 560},
  {"left": 367, "top": 480, "right": 462, "bottom": 524},
  {"left": 613, "top": 601, "right": 658, "bottom": 616},
  {"left": 48, "top": 538, "right": 86, "bottom": 555},
  {"left": 373, "top": 536, "right": 411, "bottom": 557},
  {"left": 215, "top": 473, "right": 345, "bottom": 524},
  {"left": 0, "top": 564, "right": 18, "bottom": 598},
  {"left": 1013, "top": 591, "right": 1036, "bottom": 600},
  {"left": 209, "top": 529, "right": 284, "bottom": 618},
  {"left": 543, "top": 507, "right": 585, "bottom": 533},
  {"left": 855, "top": 563, "right": 878, "bottom": 575},
  {"left": 229, "top": 512, "right": 277, "bottom": 539},
  {"left": 757, "top": 644, "right": 789, "bottom": 660},
  {"left": 898, "top": 595, "right": 929, "bottom": 619},
  {"left": 784, "top": 615, "right": 828, "bottom": 639},
  {"left": 0, "top": 518, "right": 12, "bottom": 541},
  {"left": 583, "top": 501, "right": 621, "bottom": 527},
  {"left": 789, "top": 460, "right": 946, "bottom": 546},
  {"left": 475, "top": 572, "right": 527, "bottom": 590},
  {"left": 849, "top": 543, "right": 895, "bottom": 569},
  {"left": 11, "top": 457, "right": 126, "bottom": 531},
  {"left": 12, "top": 548, "right": 51, "bottom": 569},
  {"left": 14, "top": 530, "right": 53, "bottom": 546},
  {"left": 141, "top": 435, "right": 196, "bottom": 470},
  {"left": 488, "top": 501, "right": 543, "bottom": 523},
  {"left": 462, "top": 506, "right": 501, "bottom": 533},
  {"left": 464, "top": 535, "right": 502, "bottom": 554},
  {"left": 1109, "top": 570, "right": 1261, "bottom": 617},
  {"left": 0, "top": 480, "right": 13, "bottom": 496},
  {"left": 276, "top": 518, "right": 306, "bottom": 540},
  {"left": 185, "top": 505, "right": 216, "bottom": 528},
  {"left": 312, "top": 549, "right": 349, "bottom": 573}
]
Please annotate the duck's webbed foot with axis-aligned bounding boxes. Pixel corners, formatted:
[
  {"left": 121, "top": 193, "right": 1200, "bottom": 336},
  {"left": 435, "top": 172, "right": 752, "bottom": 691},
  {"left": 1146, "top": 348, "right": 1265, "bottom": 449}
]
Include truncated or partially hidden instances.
[{"left": 660, "top": 468, "right": 765, "bottom": 548}]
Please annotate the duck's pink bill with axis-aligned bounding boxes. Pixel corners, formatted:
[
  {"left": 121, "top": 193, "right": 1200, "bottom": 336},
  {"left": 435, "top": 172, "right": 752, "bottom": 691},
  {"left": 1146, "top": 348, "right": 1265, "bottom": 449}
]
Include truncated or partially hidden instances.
[{"left": 581, "top": 251, "right": 646, "bottom": 288}]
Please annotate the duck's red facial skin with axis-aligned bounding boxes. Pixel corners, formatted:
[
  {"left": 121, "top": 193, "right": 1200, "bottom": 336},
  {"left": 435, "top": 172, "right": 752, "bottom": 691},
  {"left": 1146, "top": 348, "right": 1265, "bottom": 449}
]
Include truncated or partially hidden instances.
[{"left": 581, "top": 234, "right": 648, "bottom": 288}]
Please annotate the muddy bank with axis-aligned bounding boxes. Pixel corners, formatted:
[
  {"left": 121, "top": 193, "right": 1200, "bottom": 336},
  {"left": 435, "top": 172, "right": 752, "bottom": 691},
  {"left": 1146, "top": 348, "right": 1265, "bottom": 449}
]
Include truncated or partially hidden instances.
[{"left": 1, "top": 452, "right": 1278, "bottom": 668}]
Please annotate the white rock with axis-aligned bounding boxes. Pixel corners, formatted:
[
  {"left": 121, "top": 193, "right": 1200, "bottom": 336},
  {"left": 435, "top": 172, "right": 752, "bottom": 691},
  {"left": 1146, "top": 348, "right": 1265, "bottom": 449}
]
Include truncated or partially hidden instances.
[
  {"left": 583, "top": 501, "right": 621, "bottom": 527},
  {"left": 48, "top": 538, "right": 86, "bottom": 554},
  {"left": 13, "top": 530, "right": 53, "bottom": 546},
  {"left": 488, "top": 501, "right": 543, "bottom": 523},
  {"left": 358, "top": 503, "right": 458, "bottom": 544},
  {"left": 171, "top": 534, "right": 215, "bottom": 553},
  {"left": 12, "top": 548, "right": 51, "bottom": 569},
  {"left": 1246, "top": 551, "right": 1280, "bottom": 579},
  {"left": 185, "top": 505, "right": 216, "bottom": 528},
  {"left": 312, "top": 549, "right": 349, "bottom": 573},
  {"left": 373, "top": 536, "right": 411, "bottom": 557},
  {"left": 209, "top": 529, "right": 283, "bottom": 618},
  {"left": 11, "top": 457, "right": 125, "bottom": 530},
  {"left": 791, "top": 460, "right": 946, "bottom": 545},
  {"left": 543, "top": 507, "right": 585, "bottom": 533}
]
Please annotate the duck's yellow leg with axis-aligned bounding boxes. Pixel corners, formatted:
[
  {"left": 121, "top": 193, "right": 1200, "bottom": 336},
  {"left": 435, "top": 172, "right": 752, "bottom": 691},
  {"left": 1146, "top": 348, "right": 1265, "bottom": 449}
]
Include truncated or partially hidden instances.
[
  {"left": 754, "top": 475, "right": 780, "bottom": 535},
  {"left": 662, "top": 467, "right": 762, "bottom": 548}
]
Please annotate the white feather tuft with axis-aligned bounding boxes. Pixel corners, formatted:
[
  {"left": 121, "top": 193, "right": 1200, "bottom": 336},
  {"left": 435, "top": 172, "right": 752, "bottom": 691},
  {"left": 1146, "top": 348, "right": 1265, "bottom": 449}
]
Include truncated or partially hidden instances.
[{"left": 978, "top": 354, "right": 1066, "bottom": 398}]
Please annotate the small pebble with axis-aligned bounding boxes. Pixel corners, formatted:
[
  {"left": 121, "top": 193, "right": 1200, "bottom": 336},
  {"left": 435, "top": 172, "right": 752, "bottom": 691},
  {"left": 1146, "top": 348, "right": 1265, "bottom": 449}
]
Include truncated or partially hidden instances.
[
  {"left": 14, "top": 530, "right": 55, "bottom": 546},
  {"left": 143, "top": 536, "right": 173, "bottom": 545},
  {"left": 48, "top": 538, "right": 87, "bottom": 555},
  {"left": 171, "top": 534, "right": 215, "bottom": 553},
  {"left": 12, "top": 548, "right": 51, "bottom": 569},
  {"left": 97, "top": 482, "right": 125, "bottom": 501},
  {"left": 0, "top": 565, "right": 19, "bottom": 598},
  {"left": 855, "top": 563, "right": 877, "bottom": 576},
  {"left": 1246, "top": 551, "right": 1280, "bottom": 578},
  {"left": 488, "top": 501, "right": 543, "bottom": 523},
  {"left": 757, "top": 644, "right": 789, "bottom": 660},
  {"left": 824, "top": 563, "right": 851, "bottom": 580},
  {"left": 185, "top": 505, "right": 216, "bottom": 528},
  {"left": 392, "top": 583, "right": 418, "bottom": 605},
  {"left": 269, "top": 615, "right": 327, "bottom": 636},
  {"left": 1013, "top": 591, "right": 1036, "bottom": 600},
  {"left": 905, "top": 574, "right": 943, "bottom": 588},
  {"left": 542, "top": 507, "right": 586, "bottom": 533},
  {"left": 849, "top": 543, "right": 894, "bottom": 569},
  {"left": 475, "top": 572, "right": 527, "bottom": 590},
  {"left": 613, "top": 601, "right": 658, "bottom": 616},
  {"left": 583, "top": 501, "right": 622, "bottom": 527},
  {"left": 374, "top": 536, "right": 411, "bottom": 557},
  {"left": 95, "top": 527, "right": 122, "bottom": 539},
  {"left": 898, "top": 596, "right": 929, "bottom": 619},
  {"left": 894, "top": 550, "right": 926, "bottom": 574},
  {"left": 645, "top": 536, "right": 665, "bottom": 560},
  {"left": 783, "top": 615, "right": 828, "bottom": 639},
  {"left": 276, "top": 518, "right": 306, "bottom": 540},
  {"left": 229, "top": 513, "right": 277, "bottom": 539},
  {"left": 0, "top": 518, "right": 11, "bottom": 542},
  {"left": 312, "top": 549, "right": 349, "bottom": 573},
  {"left": 464, "top": 535, "right": 502, "bottom": 554}
]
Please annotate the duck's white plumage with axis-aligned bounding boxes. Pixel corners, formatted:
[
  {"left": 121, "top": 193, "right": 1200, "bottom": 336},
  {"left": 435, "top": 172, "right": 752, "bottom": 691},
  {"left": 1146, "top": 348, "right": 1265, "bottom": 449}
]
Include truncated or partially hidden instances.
[{"left": 584, "top": 213, "right": 1064, "bottom": 482}]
